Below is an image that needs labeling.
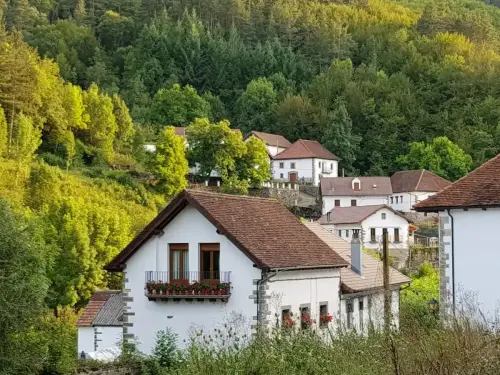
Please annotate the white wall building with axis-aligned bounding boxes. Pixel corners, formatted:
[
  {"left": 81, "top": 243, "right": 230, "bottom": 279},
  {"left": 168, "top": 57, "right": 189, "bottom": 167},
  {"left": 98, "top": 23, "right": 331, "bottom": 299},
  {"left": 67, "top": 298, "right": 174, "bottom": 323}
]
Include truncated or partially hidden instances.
[
  {"left": 317, "top": 205, "right": 412, "bottom": 253},
  {"left": 271, "top": 140, "right": 339, "bottom": 186},
  {"left": 305, "top": 222, "right": 410, "bottom": 334},
  {"left": 103, "top": 190, "right": 348, "bottom": 354},
  {"left": 245, "top": 131, "right": 292, "bottom": 158},
  {"left": 415, "top": 155, "right": 500, "bottom": 320},
  {"left": 76, "top": 291, "right": 123, "bottom": 358}
]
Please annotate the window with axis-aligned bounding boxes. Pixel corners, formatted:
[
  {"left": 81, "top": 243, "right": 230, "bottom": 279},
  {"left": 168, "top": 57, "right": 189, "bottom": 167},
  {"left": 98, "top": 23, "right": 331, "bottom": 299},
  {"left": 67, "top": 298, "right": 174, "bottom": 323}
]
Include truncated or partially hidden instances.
[
  {"left": 281, "top": 307, "right": 292, "bottom": 328},
  {"left": 319, "top": 161, "right": 322, "bottom": 167},
  {"left": 395, "top": 196, "right": 399, "bottom": 204},
  {"left": 330, "top": 163, "right": 333, "bottom": 169},
  {"left": 319, "top": 303, "right": 329, "bottom": 328},
  {"left": 351, "top": 199, "right": 357, "bottom": 206},
  {"left": 370, "top": 228, "right": 376, "bottom": 243},
  {"left": 290, "top": 162, "right": 296, "bottom": 169},
  {"left": 170, "top": 244, "right": 189, "bottom": 283},
  {"left": 300, "top": 306, "right": 311, "bottom": 330},
  {"left": 400, "top": 195, "right": 403, "bottom": 203},
  {"left": 353, "top": 182, "right": 360, "bottom": 191},
  {"left": 346, "top": 300, "right": 354, "bottom": 329},
  {"left": 200, "top": 243, "right": 220, "bottom": 281},
  {"left": 280, "top": 173, "right": 284, "bottom": 179},
  {"left": 390, "top": 197, "right": 393, "bottom": 204},
  {"left": 368, "top": 296, "right": 373, "bottom": 323},
  {"left": 279, "top": 162, "right": 284, "bottom": 169},
  {"left": 338, "top": 230, "right": 342, "bottom": 237},
  {"left": 359, "top": 300, "right": 364, "bottom": 332},
  {"left": 381, "top": 213, "right": 386, "bottom": 220},
  {"left": 335, "top": 199, "right": 341, "bottom": 207},
  {"left": 394, "top": 228, "right": 400, "bottom": 242},
  {"left": 346, "top": 230, "right": 350, "bottom": 238}
]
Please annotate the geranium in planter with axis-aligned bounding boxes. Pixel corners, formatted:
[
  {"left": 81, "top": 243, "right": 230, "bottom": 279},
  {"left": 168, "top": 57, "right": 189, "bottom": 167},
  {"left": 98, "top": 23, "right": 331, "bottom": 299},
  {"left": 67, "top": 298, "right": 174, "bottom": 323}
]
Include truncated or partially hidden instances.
[
  {"left": 301, "top": 314, "right": 313, "bottom": 329},
  {"left": 146, "top": 281, "right": 154, "bottom": 294},
  {"left": 319, "top": 314, "right": 333, "bottom": 327},
  {"left": 283, "top": 317, "right": 294, "bottom": 329}
]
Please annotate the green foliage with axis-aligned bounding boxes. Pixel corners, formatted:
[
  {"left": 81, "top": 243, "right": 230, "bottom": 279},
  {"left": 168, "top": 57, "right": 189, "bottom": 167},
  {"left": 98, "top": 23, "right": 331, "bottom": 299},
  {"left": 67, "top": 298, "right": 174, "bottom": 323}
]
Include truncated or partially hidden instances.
[
  {"left": 152, "top": 327, "right": 179, "bottom": 368},
  {"left": 149, "top": 84, "right": 211, "bottom": 129},
  {"left": 112, "top": 93, "right": 136, "bottom": 152},
  {"left": 152, "top": 126, "right": 189, "bottom": 197},
  {"left": 236, "top": 136, "right": 271, "bottom": 188},
  {"left": 0, "top": 105, "right": 7, "bottom": 157},
  {"left": 397, "top": 137, "right": 473, "bottom": 180}
]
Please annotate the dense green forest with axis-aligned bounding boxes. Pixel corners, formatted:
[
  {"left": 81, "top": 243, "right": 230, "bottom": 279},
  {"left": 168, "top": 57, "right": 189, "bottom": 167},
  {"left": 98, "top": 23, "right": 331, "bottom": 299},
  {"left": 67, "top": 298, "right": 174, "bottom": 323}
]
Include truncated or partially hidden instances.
[{"left": 2, "top": 0, "right": 500, "bottom": 372}]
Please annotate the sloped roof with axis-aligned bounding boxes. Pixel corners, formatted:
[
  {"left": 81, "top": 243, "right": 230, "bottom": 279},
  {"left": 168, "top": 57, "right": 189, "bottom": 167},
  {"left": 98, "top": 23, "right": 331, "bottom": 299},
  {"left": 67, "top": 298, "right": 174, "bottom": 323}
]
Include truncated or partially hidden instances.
[
  {"left": 320, "top": 177, "right": 393, "bottom": 196},
  {"left": 76, "top": 291, "right": 122, "bottom": 328},
  {"left": 93, "top": 293, "right": 123, "bottom": 326},
  {"left": 174, "top": 127, "right": 241, "bottom": 137},
  {"left": 248, "top": 131, "right": 292, "bottom": 148},
  {"left": 317, "top": 205, "right": 410, "bottom": 225},
  {"left": 415, "top": 154, "right": 500, "bottom": 211},
  {"left": 273, "top": 140, "right": 339, "bottom": 160},
  {"left": 106, "top": 190, "right": 348, "bottom": 271},
  {"left": 304, "top": 222, "right": 411, "bottom": 293},
  {"left": 391, "top": 170, "right": 451, "bottom": 193}
]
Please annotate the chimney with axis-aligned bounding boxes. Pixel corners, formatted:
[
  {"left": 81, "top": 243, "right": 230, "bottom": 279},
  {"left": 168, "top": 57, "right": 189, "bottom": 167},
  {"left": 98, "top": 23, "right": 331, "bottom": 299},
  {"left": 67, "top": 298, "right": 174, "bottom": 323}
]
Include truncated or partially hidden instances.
[
  {"left": 351, "top": 229, "right": 362, "bottom": 275},
  {"left": 327, "top": 212, "right": 331, "bottom": 222}
]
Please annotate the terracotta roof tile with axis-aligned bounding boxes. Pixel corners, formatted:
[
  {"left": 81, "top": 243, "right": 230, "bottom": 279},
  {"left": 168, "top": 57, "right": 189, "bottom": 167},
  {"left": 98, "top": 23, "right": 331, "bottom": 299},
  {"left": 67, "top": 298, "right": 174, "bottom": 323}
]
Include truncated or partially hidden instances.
[
  {"left": 248, "top": 131, "right": 292, "bottom": 148},
  {"left": 391, "top": 170, "right": 451, "bottom": 193},
  {"left": 320, "top": 177, "right": 392, "bottom": 196},
  {"left": 273, "top": 140, "right": 339, "bottom": 160},
  {"left": 304, "top": 222, "right": 411, "bottom": 293},
  {"left": 106, "top": 190, "right": 348, "bottom": 271},
  {"left": 76, "top": 291, "right": 121, "bottom": 327},
  {"left": 317, "top": 205, "right": 410, "bottom": 225},
  {"left": 415, "top": 154, "right": 500, "bottom": 210}
]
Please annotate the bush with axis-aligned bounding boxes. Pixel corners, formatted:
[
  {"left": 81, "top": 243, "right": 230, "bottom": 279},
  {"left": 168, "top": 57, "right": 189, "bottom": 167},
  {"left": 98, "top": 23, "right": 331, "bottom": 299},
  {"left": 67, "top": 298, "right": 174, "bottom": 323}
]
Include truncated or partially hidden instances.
[
  {"left": 39, "top": 152, "right": 67, "bottom": 168},
  {"left": 152, "top": 328, "right": 179, "bottom": 368}
]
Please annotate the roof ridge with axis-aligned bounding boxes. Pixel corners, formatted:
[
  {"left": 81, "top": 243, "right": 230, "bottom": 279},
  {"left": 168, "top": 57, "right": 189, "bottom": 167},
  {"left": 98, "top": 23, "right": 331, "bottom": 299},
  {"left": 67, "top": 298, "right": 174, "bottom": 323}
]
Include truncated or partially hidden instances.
[
  {"left": 299, "top": 139, "right": 314, "bottom": 157},
  {"left": 414, "top": 169, "right": 425, "bottom": 191}
]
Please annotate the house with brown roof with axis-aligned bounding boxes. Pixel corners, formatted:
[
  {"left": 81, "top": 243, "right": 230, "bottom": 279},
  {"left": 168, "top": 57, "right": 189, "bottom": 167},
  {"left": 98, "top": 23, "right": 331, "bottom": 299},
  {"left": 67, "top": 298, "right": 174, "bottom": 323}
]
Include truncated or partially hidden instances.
[
  {"left": 415, "top": 154, "right": 500, "bottom": 318},
  {"left": 390, "top": 170, "right": 451, "bottom": 212},
  {"left": 102, "top": 189, "right": 348, "bottom": 353},
  {"left": 305, "top": 222, "right": 410, "bottom": 333},
  {"left": 271, "top": 139, "right": 339, "bottom": 186},
  {"left": 245, "top": 131, "right": 292, "bottom": 157},
  {"left": 76, "top": 291, "right": 123, "bottom": 357}
]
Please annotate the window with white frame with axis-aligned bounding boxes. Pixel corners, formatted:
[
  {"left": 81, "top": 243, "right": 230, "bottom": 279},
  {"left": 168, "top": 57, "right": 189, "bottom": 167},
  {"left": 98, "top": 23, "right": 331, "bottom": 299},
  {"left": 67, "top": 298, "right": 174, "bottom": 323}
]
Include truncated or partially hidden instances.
[
  {"left": 359, "top": 300, "right": 364, "bottom": 332},
  {"left": 381, "top": 213, "right": 387, "bottom": 220},
  {"left": 346, "top": 300, "right": 354, "bottom": 329},
  {"left": 291, "top": 162, "right": 296, "bottom": 169},
  {"left": 279, "top": 162, "right": 284, "bottom": 169},
  {"left": 319, "top": 303, "right": 329, "bottom": 328}
]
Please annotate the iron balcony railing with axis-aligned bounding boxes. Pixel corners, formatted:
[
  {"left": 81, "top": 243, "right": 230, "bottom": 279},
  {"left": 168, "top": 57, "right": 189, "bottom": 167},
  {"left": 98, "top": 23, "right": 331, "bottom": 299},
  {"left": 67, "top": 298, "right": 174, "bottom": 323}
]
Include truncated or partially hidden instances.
[{"left": 145, "top": 271, "right": 231, "bottom": 284}]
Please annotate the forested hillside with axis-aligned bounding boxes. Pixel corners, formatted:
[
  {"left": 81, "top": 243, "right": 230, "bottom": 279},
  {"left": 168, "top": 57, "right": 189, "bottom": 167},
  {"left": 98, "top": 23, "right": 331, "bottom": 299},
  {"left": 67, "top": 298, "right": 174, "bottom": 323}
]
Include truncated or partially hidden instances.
[{"left": 1, "top": 0, "right": 500, "bottom": 372}]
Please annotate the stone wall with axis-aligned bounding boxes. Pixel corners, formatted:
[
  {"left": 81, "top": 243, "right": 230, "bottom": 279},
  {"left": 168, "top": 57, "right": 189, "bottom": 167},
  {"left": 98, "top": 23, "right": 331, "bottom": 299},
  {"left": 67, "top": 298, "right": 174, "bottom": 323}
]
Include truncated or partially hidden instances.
[
  {"left": 248, "top": 188, "right": 300, "bottom": 207},
  {"left": 299, "top": 185, "right": 320, "bottom": 199}
]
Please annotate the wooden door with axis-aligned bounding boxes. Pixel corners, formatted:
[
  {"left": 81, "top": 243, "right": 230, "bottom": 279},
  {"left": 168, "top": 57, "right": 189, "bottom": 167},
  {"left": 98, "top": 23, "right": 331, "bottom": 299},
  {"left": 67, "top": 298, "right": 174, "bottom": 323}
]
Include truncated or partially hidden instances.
[{"left": 289, "top": 172, "right": 297, "bottom": 183}]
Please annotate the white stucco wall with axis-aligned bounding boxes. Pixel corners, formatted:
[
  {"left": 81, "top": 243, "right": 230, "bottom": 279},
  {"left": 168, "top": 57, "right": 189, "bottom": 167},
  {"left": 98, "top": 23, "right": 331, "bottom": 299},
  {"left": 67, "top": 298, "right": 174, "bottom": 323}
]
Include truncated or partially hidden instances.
[
  {"left": 339, "top": 291, "right": 400, "bottom": 334},
  {"left": 389, "top": 192, "right": 435, "bottom": 212},
  {"left": 266, "top": 268, "right": 341, "bottom": 331},
  {"left": 322, "top": 196, "right": 389, "bottom": 214},
  {"left": 95, "top": 326, "right": 122, "bottom": 352},
  {"left": 77, "top": 327, "right": 94, "bottom": 356},
  {"left": 267, "top": 145, "right": 287, "bottom": 157},
  {"left": 272, "top": 159, "right": 338, "bottom": 186},
  {"left": 440, "top": 208, "right": 500, "bottom": 319},
  {"left": 124, "top": 205, "right": 261, "bottom": 354}
]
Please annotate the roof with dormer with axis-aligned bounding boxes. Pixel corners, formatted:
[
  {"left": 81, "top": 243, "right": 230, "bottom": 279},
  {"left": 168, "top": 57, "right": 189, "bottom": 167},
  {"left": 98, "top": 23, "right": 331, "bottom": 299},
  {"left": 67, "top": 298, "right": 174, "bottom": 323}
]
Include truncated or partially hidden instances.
[{"left": 320, "top": 177, "right": 393, "bottom": 196}]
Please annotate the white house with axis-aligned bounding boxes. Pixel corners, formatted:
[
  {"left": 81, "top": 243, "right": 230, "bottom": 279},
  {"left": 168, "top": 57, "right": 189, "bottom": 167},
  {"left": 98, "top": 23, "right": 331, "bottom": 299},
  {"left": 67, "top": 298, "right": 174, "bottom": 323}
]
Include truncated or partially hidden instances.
[
  {"left": 390, "top": 170, "right": 451, "bottom": 212},
  {"left": 321, "top": 177, "right": 392, "bottom": 215},
  {"left": 317, "top": 205, "right": 412, "bottom": 255},
  {"left": 271, "top": 140, "right": 339, "bottom": 186},
  {"left": 415, "top": 154, "right": 500, "bottom": 320},
  {"left": 245, "top": 131, "right": 292, "bottom": 158},
  {"left": 77, "top": 291, "right": 123, "bottom": 358},
  {"left": 103, "top": 189, "right": 348, "bottom": 354},
  {"left": 305, "top": 222, "right": 410, "bottom": 333}
]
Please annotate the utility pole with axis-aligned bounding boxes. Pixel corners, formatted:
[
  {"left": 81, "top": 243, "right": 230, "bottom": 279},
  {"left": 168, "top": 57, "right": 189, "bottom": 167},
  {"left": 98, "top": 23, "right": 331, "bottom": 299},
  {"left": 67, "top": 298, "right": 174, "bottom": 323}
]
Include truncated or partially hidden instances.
[{"left": 383, "top": 230, "right": 392, "bottom": 331}]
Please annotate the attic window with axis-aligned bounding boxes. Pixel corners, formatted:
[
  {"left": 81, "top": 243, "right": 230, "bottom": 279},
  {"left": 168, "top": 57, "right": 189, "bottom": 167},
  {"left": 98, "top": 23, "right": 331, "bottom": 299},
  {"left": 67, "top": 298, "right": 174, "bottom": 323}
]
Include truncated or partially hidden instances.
[{"left": 353, "top": 182, "right": 360, "bottom": 191}]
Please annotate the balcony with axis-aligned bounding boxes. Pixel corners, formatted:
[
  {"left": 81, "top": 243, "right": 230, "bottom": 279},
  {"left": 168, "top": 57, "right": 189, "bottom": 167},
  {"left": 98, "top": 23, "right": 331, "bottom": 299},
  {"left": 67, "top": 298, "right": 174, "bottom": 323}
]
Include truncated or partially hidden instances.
[{"left": 144, "top": 271, "right": 231, "bottom": 302}]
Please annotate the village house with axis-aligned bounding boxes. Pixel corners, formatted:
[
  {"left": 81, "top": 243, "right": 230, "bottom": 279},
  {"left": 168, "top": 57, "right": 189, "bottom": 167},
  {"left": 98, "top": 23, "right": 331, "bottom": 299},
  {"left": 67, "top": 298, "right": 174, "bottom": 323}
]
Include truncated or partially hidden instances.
[
  {"left": 415, "top": 154, "right": 500, "bottom": 319},
  {"left": 77, "top": 290, "right": 123, "bottom": 357},
  {"left": 317, "top": 205, "right": 412, "bottom": 257},
  {"left": 245, "top": 131, "right": 292, "bottom": 158},
  {"left": 102, "top": 189, "right": 348, "bottom": 354},
  {"left": 390, "top": 170, "right": 451, "bottom": 213},
  {"left": 305, "top": 222, "right": 410, "bottom": 333},
  {"left": 271, "top": 140, "right": 339, "bottom": 186}
]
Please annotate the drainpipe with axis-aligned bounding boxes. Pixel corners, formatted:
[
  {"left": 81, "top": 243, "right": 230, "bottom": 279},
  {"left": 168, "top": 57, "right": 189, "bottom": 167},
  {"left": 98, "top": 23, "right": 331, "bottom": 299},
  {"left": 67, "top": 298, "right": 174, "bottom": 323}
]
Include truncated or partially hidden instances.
[
  {"left": 256, "top": 270, "right": 277, "bottom": 326},
  {"left": 446, "top": 209, "right": 456, "bottom": 315}
]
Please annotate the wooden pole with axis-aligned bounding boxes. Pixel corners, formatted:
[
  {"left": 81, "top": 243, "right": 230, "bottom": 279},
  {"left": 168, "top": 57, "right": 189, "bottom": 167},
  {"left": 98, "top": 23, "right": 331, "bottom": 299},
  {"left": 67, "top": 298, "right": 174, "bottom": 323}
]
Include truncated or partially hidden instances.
[{"left": 383, "top": 230, "right": 392, "bottom": 331}]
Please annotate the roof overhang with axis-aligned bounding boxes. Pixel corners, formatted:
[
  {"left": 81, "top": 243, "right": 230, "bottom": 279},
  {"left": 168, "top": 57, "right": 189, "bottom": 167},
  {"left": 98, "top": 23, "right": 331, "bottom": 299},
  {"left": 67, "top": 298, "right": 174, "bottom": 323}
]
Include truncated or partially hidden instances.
[{"left": 415, "top": 204, "right": 500, "bottom": 212}]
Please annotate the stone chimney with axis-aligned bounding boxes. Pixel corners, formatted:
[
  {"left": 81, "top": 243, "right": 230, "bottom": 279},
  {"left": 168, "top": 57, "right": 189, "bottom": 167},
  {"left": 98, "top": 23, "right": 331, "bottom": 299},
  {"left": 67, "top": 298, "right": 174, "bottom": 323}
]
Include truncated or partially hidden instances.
[{"left": 351, "top": 229, "right": 362, "bottom": 275}]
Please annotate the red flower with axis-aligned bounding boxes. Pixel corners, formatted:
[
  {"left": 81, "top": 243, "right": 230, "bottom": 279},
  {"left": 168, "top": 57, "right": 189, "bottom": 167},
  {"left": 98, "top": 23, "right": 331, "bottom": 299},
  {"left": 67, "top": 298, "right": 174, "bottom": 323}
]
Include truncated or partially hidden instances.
[{"left": 283, "top": 317, "right": 294, "bottom": 328}]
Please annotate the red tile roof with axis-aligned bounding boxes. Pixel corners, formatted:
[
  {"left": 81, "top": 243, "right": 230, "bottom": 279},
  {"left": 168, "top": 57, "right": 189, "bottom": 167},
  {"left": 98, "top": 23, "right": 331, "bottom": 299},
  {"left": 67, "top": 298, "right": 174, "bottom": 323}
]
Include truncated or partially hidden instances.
[
  {"left": 320, "top": 177, "right": 393, "bottom": 196},
  {"left": 76, "top": 290, "right": 121, "bottom": 327},
  {"left": 391, "top": 170, "right": 451, "bottom": 193},
  {"left": 317, "top": 205, "right": 410, "bottom": 225},
  {"left": 415, "top": 154, "right": 500, "bottom": 211},
  {"left": 106, "top": 190, "right": 348, "bottom": 271},
  {"left": 273, "top": 140, "right": 339, "bottom": 160},
  {"left": 247, "top": 131, "right": 292, "bottom": 148}
]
